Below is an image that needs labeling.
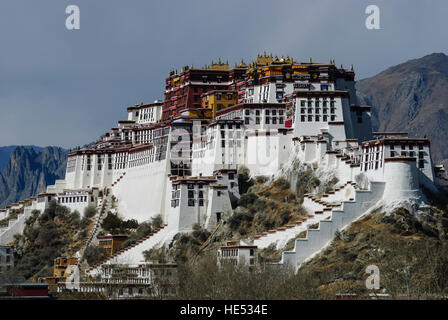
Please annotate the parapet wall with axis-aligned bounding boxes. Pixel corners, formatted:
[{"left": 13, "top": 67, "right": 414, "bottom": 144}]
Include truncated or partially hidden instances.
[
  {"left": 112, "top": 160, "right": 170, "bottom": 223},
  {"left": 281, "top": 181, "right": 385, "bottom": 268},
  {"left": 0, "top": 207, "right": 35, "bottom": 245},
  {"left": 383, "top": 158, "right": 421, "bottom": 201}
]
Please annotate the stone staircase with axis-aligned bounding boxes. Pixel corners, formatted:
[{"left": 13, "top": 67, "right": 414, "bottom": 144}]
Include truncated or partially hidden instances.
[
  {"left": 76, "top": 192, "right": 111, "bottom": 268},
  {"left": 252, "top": 181, "right": 357, "bottom": 250},
  {"left": 254, "top": 215, "right": 328, "bottom": 250},
  {"left": 0, "top": 207, "right": 35, "bottom": 245},
  {"left": 277, "top": 181, "right": 385, "bottom": 270},
  {"left": 86, "top": 223, "right": 176, "bottom": 276},
  {"left": 302, "top": 180, "right": 358, "bottom": 212}
]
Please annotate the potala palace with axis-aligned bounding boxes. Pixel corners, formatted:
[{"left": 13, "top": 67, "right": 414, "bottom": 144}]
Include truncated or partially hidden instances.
[{"left": 2, "top": 53, "right": 448, "bottom": 275}]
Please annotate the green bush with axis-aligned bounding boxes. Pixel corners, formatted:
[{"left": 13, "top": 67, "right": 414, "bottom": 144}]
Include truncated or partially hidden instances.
[
  {"left": 78, "top": 229, "right": 88, "bottom": 240},
  {"left": 136, "top": 222, "right": 152, "bottom": 237},
  {"left": 256, "top": 176, "right": 269, "bottom": 184},
  {"left": 192, "top": 223, "right": 210, "bottom": 242},
  {"left": 36, "top": 222, "right": 59, "bottom": 245},
  {"left": 151, "top": 215, "right": 163, "bottom": 229},
  {"left": 280, "top": 210, "right": 291, "bottom": 225},
  {"left": 251, "top": 198, "right": 266, "bottom": 212},
  {"left": 263, "top": 218, "right": 276, "bottom": 230},
  {"left": 228, "top": 211, "right": 253, "bottom": 232},
  {"left": 121, "top": 234, "right": 138, "bottom": 248},
  {"left": 238, "top": 192, "right": 258, "bottom": 208},
  {"left": 122, "top": 219, "right": 139, "bottom": 229},
  {"left": 83, "top": 205, "right": 97, "bottom": 218},
  {"left": 10, "top": 202, "right": 81, "bottom": 279},
  {"left": 238, "top": 166, "right": 254, "bottom": 194},
  {"left": 84, "top": 245, "right": 107, "bottom": 266},
  {"left": 296, "top": 171, "right": 321, "bottom": 198},
  {"left": 70, "top": 211, "right": 81, "bottom": 227},
  {"left": 101, "top": 213, "right": 123, "bottom": 232},
  {"left": 80, "top": 216, "right": 91, "bottom": 229},
  {"left": 274, "top": 177, "right": 291, "bottom": 190}
]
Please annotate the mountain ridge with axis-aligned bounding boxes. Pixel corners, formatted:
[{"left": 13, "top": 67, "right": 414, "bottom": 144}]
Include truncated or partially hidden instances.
[
  {"left": 0, "top": 146, "right": 67, "bottom": 208},
  {"left": 356, "top": 52, "right": 448, "bottom": 165}
]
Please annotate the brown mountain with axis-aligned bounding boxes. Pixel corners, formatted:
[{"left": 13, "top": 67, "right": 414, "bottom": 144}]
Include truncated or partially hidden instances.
[{"left": 356, "top": 52, "right": 448, "bottom": 166}]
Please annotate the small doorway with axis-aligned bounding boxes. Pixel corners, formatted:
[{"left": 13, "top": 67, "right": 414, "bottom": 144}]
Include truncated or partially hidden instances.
[{"left": 216, "top": 212, "right": 222, "bottom": 222}]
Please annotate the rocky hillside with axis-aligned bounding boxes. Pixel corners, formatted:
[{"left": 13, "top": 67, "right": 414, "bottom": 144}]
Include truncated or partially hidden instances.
[
  {"left": 299, "top": 205, "right": 448, "bottom": 298},
  {"left": 356, "top": 52, "right": 448, "bottom": 165},
  {"left": 0, "top": 146, "right": 67, "bottom": 208},
  {"left": 0, "top": 146, "right": 44, "bottom": 172}
]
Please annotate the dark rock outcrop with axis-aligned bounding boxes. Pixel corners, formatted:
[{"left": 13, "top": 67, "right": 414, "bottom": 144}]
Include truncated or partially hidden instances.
[{"left": 0, "top": 146, "right": 67, "bottom": 208}]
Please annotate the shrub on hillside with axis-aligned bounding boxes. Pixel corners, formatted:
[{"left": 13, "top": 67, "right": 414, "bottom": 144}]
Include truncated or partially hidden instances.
[
  {"left": 273, "top": 177, "right": 291, "bottom": 190},
  {"left": 296, "top": 171, "right": 321, "bottom": 198},
  {"left": 101, "top": 213, "right": 123, "bottom": 232},
  {"left": 121, "top": 221, "right": 153, "bottom": 248},
  {"left": 136, "top": 222, "right": 152, "bottom": 237},
  {"left": 83, "top": 205, "right": 97, "bottom": 219},
  {"left": 192, "top": 223, "right": 210, "bottom": 242},
  {"left": 238, "top": 166, "right": 254, "bottom": 194},
  {"left": 10, "top": 202, "right": 86, "bottom": 279},
  {"left": 151, "top": 215, "right": 163, "bottom": 229},
  {"left": 70, "top": 211, "right": 81, "bottom": 227},
  {"left": 228, "top": 210, "right": 253, "bottom": 233},
  {"left": 280, "top": 210, "right": 291, "bottom": 225},
  {"left": 80, "top": 216, "right": 91, "bottom": 229},
  {"left": 122, "top": 219, "right": 139, "bottom": 230},
  {"left": 84, "top": 245, "right": 107, "bottom": 266},
  {"left": 238, "top": 192, "right": 258, "bottom": 208},
  {"left": 255, "top": 175, "right": 268, "bottom": 184}
]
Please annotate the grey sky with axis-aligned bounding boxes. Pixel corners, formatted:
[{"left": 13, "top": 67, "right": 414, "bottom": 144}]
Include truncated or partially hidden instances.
[{"left": 0, "top": 0, "right": 447, "bottom": 148}]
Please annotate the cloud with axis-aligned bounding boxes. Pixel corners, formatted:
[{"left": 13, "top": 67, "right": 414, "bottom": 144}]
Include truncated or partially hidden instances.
[{"left": 0, "top": 0, "right": 447, "bottom": 147}]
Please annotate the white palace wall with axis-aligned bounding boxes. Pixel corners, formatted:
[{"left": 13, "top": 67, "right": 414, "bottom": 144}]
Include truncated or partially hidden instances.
[
  {"left": 112, "top": 159, "right": 170, "bottom": 223},
  {"left": 245, "top": 130, "right": 292, "bottom": 177},
  {"left": 382, "top": 160, "right": 421, "bottom": 201}
]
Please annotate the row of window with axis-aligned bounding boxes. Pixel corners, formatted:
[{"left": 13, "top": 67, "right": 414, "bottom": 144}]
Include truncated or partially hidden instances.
[
  {"left": 220, "top": 140, "right": 243, "bottom": 148},
  {"left": 220, "top": 130, "right": 242, "bottom": 139},
  {"left": 300, "top": 115, "right": 336, "bottom": 122},
  {"left": 390, "top": 151, "right": 424, "bottom": 158},
  {"left": 300, "top": 100, "right": 335, "bottom": 107},
  {"left": 215, "top": 93, "right": 234, "bottom": 100},
  {"left": 219, "top": 123, "right": 241, "bottom": 130},
  {"left": 58, "top": 196, "right": 94, "bottom": 204},
  {"left": 244, "top": 109, "right": 284, "bottom": 116},
  {"left": 244, "top": 117, "right": 284, "bottom": 125},
  {"left": 300, "top": 108, "right": 336, "bottom": 114},
  {"left": 170, "top": 198, "right": 205, "bottom": 208},
  {"left": 390, "top": 144, "right": 424, "bottom": 151}
]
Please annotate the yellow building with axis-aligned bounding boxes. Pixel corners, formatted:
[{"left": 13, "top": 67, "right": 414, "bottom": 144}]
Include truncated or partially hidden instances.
[
  {"left": 201, "top": 90, "right": 238, "bottom": 118},
  {"left": 38, "top": 255, "right": 79, "bottom": 285},
  {"left": 53, "top": 255, "right": 78, "bottom": 278},
  {"left": 178, "top": 107, "right": 213, "bottom": 120},
  {"left": 98, "top": 234, "right": 128, "bottom": 257}
]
